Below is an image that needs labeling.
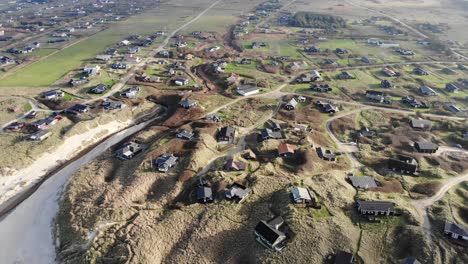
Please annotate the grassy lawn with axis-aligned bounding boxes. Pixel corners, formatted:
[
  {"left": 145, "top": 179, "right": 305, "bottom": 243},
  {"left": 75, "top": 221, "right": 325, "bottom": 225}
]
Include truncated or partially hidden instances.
[{"left": 0, "top": 4, "right": 199, "bottom": 87}]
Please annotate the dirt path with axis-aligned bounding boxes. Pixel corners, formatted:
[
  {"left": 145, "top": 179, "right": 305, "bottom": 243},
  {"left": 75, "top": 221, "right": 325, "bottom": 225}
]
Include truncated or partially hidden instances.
[{"left": 411, "top": 173, "right": 468, "bottom": 237}]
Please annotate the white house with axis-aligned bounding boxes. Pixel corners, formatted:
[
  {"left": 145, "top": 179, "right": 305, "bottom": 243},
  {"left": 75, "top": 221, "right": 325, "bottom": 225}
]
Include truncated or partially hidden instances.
[
  {"left": 291, "top": 187, "right": 312, "bottom": 204},
  {"left": 236, "top": 85, "right": 260, "bottom": 96}
]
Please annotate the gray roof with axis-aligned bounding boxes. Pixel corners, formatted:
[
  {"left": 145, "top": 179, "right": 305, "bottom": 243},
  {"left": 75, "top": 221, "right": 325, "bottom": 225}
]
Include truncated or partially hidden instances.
[
  {"left": 357, "top": 200, "right": 395, "bottom": 212},
  {"left": 411, "top": 119, "right": 432, "bottom": 128},
  {"left": 415, "top": 141, "right": 438, "bottom": 150},
  {"left": 348, "top": 176, "right": 377, "bottom": 189},
  {"left": 444, "top": 221, "right": 468, "bottom": 237},
  {"left": 154, "top": 154, "right": 178, "bottom": 170}
]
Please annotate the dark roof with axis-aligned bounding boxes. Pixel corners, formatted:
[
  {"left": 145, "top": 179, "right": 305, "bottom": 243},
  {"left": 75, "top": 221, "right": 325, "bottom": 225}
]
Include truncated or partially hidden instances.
[
  {"left": 334, "top": 251, "right": 354, "bottom": 264},
  {"left": 348, "top": 176, "right": 377, "bottom": 189},
  {"left": 415, "top": 141, "right": 438, "bottom": 151},
  {"left": 261, "top": 128, "right": 282, "bottom": 139},
  {"left": 366, "top": 90, "right": 384, "bottom": 96},
  {"left": 444, "top": 221, "right": 468, "bottom": 237},
  {"left": 403, "top": 257, "right": 421, "bottom": 264},
  {"left": 197, "top": 186, "right": 213, "bottom": 200},
  {"left": 254, "top": 220, "right": 285, "bottom": 245},
  {"left": 357, "top": 200, "right": 395, "bottom": 212},
  {"left": 219, "top": 126, "right": 236, "bottom": 138}
]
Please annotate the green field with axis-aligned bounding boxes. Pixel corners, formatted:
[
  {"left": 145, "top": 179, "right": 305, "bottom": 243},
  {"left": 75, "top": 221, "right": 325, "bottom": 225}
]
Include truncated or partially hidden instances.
[{"left": 0, "top": 4, "right": 198, "bottom": 87}]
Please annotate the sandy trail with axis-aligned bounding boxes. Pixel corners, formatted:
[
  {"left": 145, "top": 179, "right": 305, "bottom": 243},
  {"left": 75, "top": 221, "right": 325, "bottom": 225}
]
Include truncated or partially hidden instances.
[{"left": 0, "top": 118, "right": 133, "bottom": 204}]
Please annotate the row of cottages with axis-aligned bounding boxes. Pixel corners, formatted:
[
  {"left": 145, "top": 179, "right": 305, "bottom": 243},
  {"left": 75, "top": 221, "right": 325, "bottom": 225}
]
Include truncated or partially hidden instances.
[
  {"left": 236, "top": 85, "right": 260, "bottom": 96},
  {"left": 357, "top": 200, "right": 395, "bottom": 216}
]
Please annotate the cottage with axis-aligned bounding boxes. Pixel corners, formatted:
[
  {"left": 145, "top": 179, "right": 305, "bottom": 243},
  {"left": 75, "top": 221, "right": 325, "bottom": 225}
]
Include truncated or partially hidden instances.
[
  {"left": 402, "top": 257, "right": 421, "bottom": 264},
  {"left": 30, "top": 130, "right": 51, "bottom": 141},
  {"left": 122, "top": 54, "right": 141, "bottom": 64},
  {"left": 226, "top": 73, "right": 241, "bottom": 84},
  {"left": 284, "top": 98, "right": 298, "bottom": 110},
  {"left": 388, "top": 154, "right": 418, "bottom": 175},
  {"left": 444, "top": 221, "right": 468, "bottom": 241},
  {"left": 43, "top": 90, "right": 64, "bottom": 99},
  {"left": 260, "top": 128, "right": 282, "bottom": 141},
  {"left": 402, "top": 96, "right": 427, "bottom": 108},
  {"left": 83, "top": 65, "right": 101, "bottom": 77},
  {"left": 414, "top": 141, "right": 438, "bottom": 154},
  {"left": 339, "top": 71, "right": 354, "bottom": 80},
  {"left": 6, "top": 122, "right": 24, "bottom": 131},
  {"left": 102, "top": 100, "right": 126, "bottom": 110},
  {"left": 397, "top": 48, "right": 414, "bottom": 55},
  {"left": 311, "top": 84, "right": 332, "bottom": 92},
  {"left": 316, "top": 147, "right": 336, "bottom": 161},
  {"left": 335, "top": 48, "right": 348, "bottom": 54},
  {"left": 243, "top": 150, "right": 257, "bottom": 160},
  {"left": 68, "top": 78, "right": 88, "bottom": 87},
  {"left": 348, "top": 176, "right": 377, "bottom": 189},
  {"left": 153, "top": 154, "right": 178, "bottom": 172},
  {"left": 419, "top": 86, "right": 438, "bottom": 96},
  {"left": 383, "top": 67, "right": 397, "bottom": 77},
  {"left": 361, "top": 56, "right": 376, "bottom": 64},
  {"left": 380, "top": 80, "right": 393, "bottom": 88},
  {"left": 278, "top": 143, "right": 296, "bottom": 157},
  {"left": 237, "top": 85, "right": 260, "bottom": 96},
  {"left": 410, "top": 119, "right": 432, "bottom": 130},
  {"left": 197, "top": 185, "right": 213, "bottom": 204},
  {"left": 218, "top": 126, "right": 236, "bottom": 144},
  {"left": 111, "top": 63, "right": 127, "bottom": 69},
  {"left": 357, "top": 200, "right": 395, "bottom": 216},
  {"left": 254, "top": 216, "right": 287, "bottom": 251},
  {"left": 297, "top": 70, "right": 322, "bottom": 83},
  {"left": 357, "top": 127, "right": 376, "bottom": 138},
  {"left": 316, "top": 101, "right": 338, "bottom": 113},
  {"left": 304, "top": 46, "right": 320, "bottom": 53},
  {"left": 120, "top": 87, "right": 140, "bottom": 99},
  {"left": 413, "top": 67, "right": 428, "bottom": 75},
  {"left": 208, "top": 46, "right": 220, "bottom": 52},
  {"left": 174, "top": 78, "right": 189, "bottom": 86},
  {"left": 71, "top": 104, "right": 89, "bottom": 113},
  {"left": 119, "top": 39, "right": 130, "bottom": 46},
  {"left": 365, "top": 90, "right": 384, "bottom": 103},
  {"left": 127, "top": 47, "right": 140, "bottom": 54},
  {"left": 271, "top": 122, "right": 281, "bottom": 132},
  {"left": 176, "top": 129, "right": 194, "bottom": 140},
  {"left": 95, "top": 54, "right": 111, "bottom": 61},
  {"left": 226, "top": 183, "right": 251, "bottom": 203},
  {"left": 116, "top": 141, "right": 143, "bottom": 160},
  {"left": 445, "top": 83, "right": 460, "bottom": 93},
  {"left": 178, "top": 99, "right": 198, "bottom": 109},
  {"left": 334, "top": 251, "right": 354, "bottom": 264},
  {"left": 296, "top": 96, "right": 306, "bottom": 103},
  {"left": 445, "top": 103, "right": 461, "bottom": 113},
  {"left": 291, "top": 187, "right": 313, "bottom": 204},
  {"left": 224, "top": 159, "right": 247, "bottom": 171},
  {"left": 89, "top": 83, "right": 108, "bottom": 94}
]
